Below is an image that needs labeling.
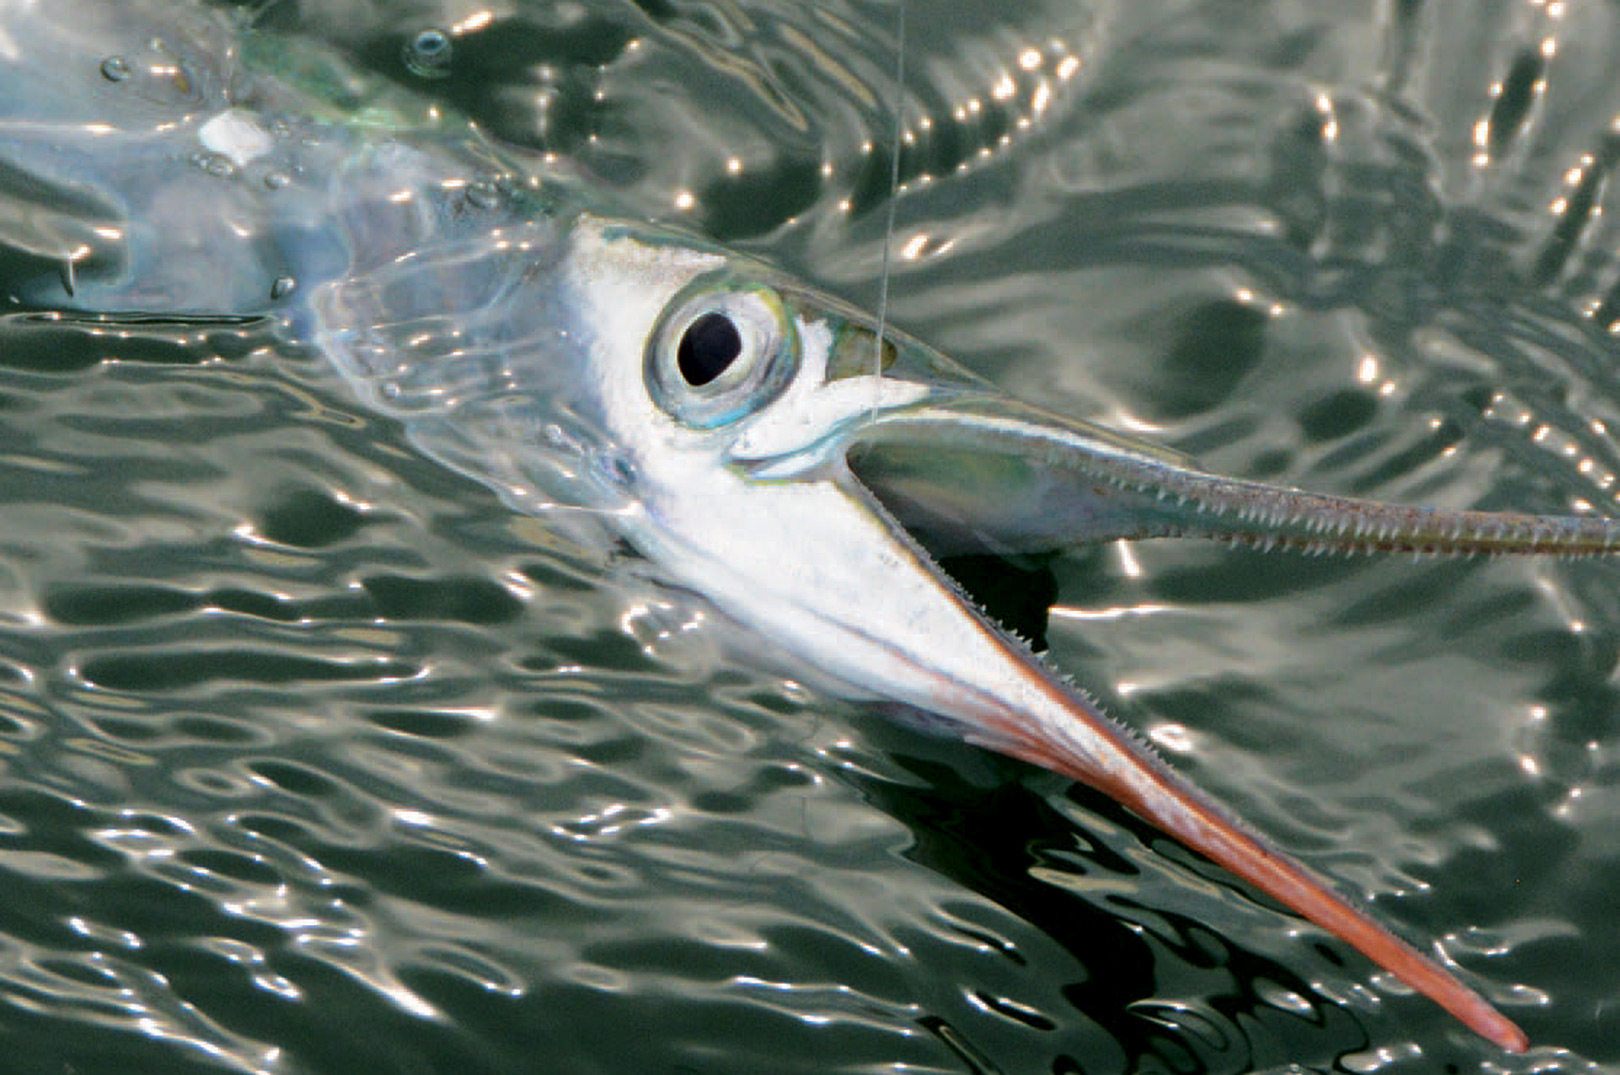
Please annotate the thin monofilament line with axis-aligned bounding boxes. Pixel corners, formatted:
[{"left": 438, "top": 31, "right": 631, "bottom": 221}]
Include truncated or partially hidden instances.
[{"left": 870, "top": 0, "right": 906, "bottom": 416}]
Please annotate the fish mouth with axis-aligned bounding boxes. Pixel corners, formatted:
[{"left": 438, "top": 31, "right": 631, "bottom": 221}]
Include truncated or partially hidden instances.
[
  {"left": 839, "top": 396, "right": 1177, "bottom": 649},
  {"left": 723, "top": 350, "right": 1533, "bottom": 1053},
  {"left": 725, "top": 318, "right": 1201, "bottom": 556},
  {"left": 846, "top": 395, "right": 1192, "bottom": 559}
]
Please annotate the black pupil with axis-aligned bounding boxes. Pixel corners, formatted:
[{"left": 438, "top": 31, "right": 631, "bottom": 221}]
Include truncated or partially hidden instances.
[{"left": 676, "top": 312, "right": 743, "bottom": 387}]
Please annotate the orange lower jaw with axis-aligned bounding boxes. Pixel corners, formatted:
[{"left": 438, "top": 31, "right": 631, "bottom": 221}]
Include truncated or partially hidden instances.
[{"left": 970, "top": 698, "right": 1529, "bottom": 1053}]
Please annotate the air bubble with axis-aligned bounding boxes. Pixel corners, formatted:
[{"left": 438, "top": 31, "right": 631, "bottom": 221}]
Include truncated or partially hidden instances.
[
  {"left": 403, "top": 29, "right": 453, "bottom": 79},
  {"left": 194, "top": 152, "right": 235, "bottom": 179},
  {"left": 100, "top": 56, "right": 131, "bottom": 82}
]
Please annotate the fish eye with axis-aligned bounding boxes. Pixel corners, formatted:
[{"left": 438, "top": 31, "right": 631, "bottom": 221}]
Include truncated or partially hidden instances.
[{"left": 646, "top": 275, "right": 799, "bottom": 429}]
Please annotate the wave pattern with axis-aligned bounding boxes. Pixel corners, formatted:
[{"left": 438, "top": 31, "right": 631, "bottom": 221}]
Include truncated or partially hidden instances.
[{"left": 1, "top": 0, "right": 1619, "bottom": 1072}]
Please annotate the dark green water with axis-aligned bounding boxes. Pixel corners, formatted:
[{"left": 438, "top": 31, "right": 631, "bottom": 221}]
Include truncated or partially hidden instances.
[{"left": 1, "top": 1, "right": 1618, "bottom": 1072}]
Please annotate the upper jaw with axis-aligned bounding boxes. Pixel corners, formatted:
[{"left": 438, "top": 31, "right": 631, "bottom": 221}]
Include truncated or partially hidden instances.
[{"left": 729, "top": 339, "right": 1620, "bottom": 561}]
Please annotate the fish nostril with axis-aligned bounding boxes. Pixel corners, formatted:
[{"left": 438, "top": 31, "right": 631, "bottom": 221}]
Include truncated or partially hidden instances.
[{"left": 677, "top": 311, "right": 741, "bottom": 386}]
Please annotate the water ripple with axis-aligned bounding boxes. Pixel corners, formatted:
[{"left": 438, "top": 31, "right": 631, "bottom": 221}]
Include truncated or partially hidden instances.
[{"left": 0, "top": 1, "right": 1617, "bottom": 1072}]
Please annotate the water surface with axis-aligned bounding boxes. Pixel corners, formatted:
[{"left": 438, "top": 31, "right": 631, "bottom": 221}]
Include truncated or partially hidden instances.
[{"left": 1, "top": 1, "right": 1618, "bottom": 1072}]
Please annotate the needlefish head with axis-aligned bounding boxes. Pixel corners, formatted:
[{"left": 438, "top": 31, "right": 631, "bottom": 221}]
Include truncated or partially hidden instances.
[
  {"left": 556, "top": 209, "right": 1185, "bottom": 723},
  {"left": 321, "top": 207, "right": 1528, "bottom": 1051},
  {"left": 540, "top": 211, "right": 1532, "bottom": 1053}
]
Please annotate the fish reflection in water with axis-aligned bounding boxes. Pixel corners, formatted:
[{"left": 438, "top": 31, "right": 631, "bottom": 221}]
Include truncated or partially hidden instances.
[{"left": 0, "top": 0, "right": 1615, "bottom": 1059}]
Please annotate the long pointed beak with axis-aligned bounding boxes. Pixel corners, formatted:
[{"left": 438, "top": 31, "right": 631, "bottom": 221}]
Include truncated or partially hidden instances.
[
  {"left": 713, "top": 343, "right": 1533, "bottom": 1053},
  {"left": 731, "top": 304, "right": 1620, "bottom": 563}
]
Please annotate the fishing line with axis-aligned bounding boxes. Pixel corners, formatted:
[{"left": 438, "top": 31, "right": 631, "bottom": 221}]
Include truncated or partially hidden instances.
[{"left": 870, "top": 0, "right": 906, "bottom": 411}]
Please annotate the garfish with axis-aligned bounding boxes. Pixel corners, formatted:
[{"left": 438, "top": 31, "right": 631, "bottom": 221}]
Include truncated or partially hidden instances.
[{"left": 0, "top": 0, "right": 1608, "bottom": 1053}]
